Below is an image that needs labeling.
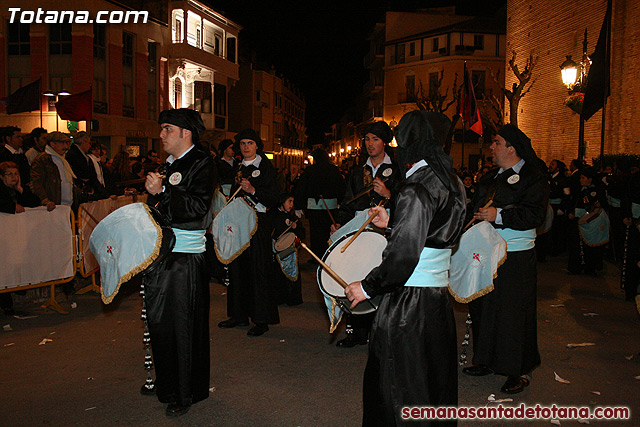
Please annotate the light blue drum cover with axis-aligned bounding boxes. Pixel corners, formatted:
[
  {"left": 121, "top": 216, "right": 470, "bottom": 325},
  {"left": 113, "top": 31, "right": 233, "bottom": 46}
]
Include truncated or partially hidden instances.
[
  {"left": 449, "top": 221, "right": 507, "bottom": 303},
  {"left": 579, "top": 209, "right": 610, "bottom": 247},
  {"left": 212, "top": 197, "right": 258, "bottom": 264},
  {"left": 211, "top": 189, "right": 227, "bottom": 215},
  {"left": 328, "top": 209, "right": 371, "bottom": 246},
  {"left": 277, "top": 248, "right": 299, "bottom": 281},
  {"left": 89, "top": 203, "right": 163, "bottom": 304}
]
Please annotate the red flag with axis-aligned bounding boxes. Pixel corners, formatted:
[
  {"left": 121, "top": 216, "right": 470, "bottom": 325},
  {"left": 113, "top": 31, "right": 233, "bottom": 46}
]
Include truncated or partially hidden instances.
[
  {"left": 55, "top": 89, "right": 92, "bottom": 122},
  {"left": 459, "top": 63, "right": 483, "bottom": 136},
  {"left": 0, "top": 78, "right": 41, "bottom": 114}
]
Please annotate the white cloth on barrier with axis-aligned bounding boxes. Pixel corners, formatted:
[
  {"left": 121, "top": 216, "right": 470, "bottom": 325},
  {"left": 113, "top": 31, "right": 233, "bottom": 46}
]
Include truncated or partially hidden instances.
[
  {"left": 80, "top": 195, "right": 148, "bottom": 274},
  {"left": 0, "top": 206, "right": 74, "bottom": 289}
]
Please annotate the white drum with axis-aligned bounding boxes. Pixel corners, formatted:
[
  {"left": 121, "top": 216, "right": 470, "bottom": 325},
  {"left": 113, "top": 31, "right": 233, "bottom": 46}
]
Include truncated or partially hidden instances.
[{"left": 317, "top": 229, "right": 386, "bottom": 315}]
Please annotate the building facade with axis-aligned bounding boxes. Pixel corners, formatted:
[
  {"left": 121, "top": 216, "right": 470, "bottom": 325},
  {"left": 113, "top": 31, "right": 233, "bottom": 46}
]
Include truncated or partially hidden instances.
[
  {"left": 506, "top": 0, "right": 640, "bottom": 163},
  {"left": 228, "top": 59, "right": 307, "bottom": 170},
  {"left": 0, "top": 0, "right": 240, "bottom": 158}
]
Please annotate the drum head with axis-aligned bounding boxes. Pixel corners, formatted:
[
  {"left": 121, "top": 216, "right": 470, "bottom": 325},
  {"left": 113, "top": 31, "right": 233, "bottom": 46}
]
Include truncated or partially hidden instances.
[
  {"left": 318, "top": 229, "right": 386, "bottom": 314},
  {"left": 275, "top": 232, "right": 296, "bottom": 252}
]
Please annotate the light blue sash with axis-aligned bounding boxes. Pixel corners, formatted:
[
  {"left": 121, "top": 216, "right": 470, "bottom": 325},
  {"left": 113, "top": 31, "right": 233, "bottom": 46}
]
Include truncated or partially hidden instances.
[
  {"left": 549, "top": 198, "right": 563, "bottom": 205},
  {"left": 404, "top": 247, "right": 451, "bottom": 287},
  {"left": 307, "top": 198, "right": 337, "bottom": 210},
  {"left": 608, "top": 196, "right": 621, "bottom": 208},
  {"left": 172, "top": 228, "right": 206, "bottom": 253},
  {"left": 496, "top": 228, "right": 536, "bottom": 252},
  {"left": 632, "top": 203, "right": 640, "bottom": 219}
]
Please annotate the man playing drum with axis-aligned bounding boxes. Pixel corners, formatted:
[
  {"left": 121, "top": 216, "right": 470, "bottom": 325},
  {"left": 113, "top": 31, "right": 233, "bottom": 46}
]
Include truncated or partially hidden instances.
[
  {"left": 143, "top": 108, "right": 217, "bottom": 418},
  {"left": 331, "top": 121, "right": 401, "bottom": 348},
  {"left": 345, "top": 111, "right": 466, "bottom": 426},
  {"left": 463, "top": 124, "right": 548, "bottom": 395}
]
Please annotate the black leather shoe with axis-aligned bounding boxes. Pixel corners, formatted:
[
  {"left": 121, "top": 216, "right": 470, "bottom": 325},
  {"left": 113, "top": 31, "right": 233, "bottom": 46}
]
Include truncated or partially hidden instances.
[
  {"left": 500, "top": 376, "right": 530, "bottom": 394},
  {"left": 166, "top": 403, "right": 190, "bottom": 418},
  {"left": 336, "top": 335, "right": 368, "bottom": 348},
  {"left": 218, "top": 318, "right": 250, "bottom": 329},
  {"left": 247, "top": 324, "right": 269, "bottom": 336},
  {"left": 462, "top": 364, "right": 494, "bottom": 376}
]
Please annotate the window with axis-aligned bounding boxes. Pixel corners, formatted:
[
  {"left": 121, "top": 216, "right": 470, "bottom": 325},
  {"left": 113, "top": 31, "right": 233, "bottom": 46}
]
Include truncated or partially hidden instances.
[
  {"left": 429, "top": 72, "right": 439, "bottom": 98},
  {"left": 8, "top": 22, "right": 30, "bottom": 55},
  {"left": 395, "top": 44, "right": 405, "bottom": 64},
  {"left": 474, "top": 35, "right": 484, "bottom": 50},
  {"left": 174, "top": 79, "right": 183, "bottom": 109},
  {"left": 123, "top": 84, "right": 134, "bottom": 116},
  {"left": 405, "top": 75, "right": 416, "bottom": 102},
  {"left": 93, "top": 24, "right": 106, "bottom": 59},
  {"left": 123, "top": 32, "right": 134, "bottom": 66},
  {"left": 227, "top": 37, "right": 236, "bottom": 63},
  {"left": 50, "top": 23, "right": 72, "bottom": 55},
  {"left": 471, "top": 70, "right": 486, "bottom": 99},
  {"left": 173, "top": 16, "right": 183, "bottom": 43},
  {"left": 148, "top": 42, "right": 158, "bottom": 120},
  {"left": 432, "top": 37, "right": 439, "bottom": 53},
  {"left": 214, "top": 83, "right": 226, "bottom": 116},
  {"left": 409, "top": 42, "right": 415, "bottom": 56},
  {"left": 194, "top": 81, "right": 212, "bottom": 113}
]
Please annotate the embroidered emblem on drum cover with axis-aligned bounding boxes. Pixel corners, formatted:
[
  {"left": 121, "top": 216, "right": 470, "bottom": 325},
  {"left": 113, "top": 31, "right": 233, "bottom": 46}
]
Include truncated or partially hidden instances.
[
  {"left": 598, "top": 223, "right": 606, "bottom": 233},
  {"left": 467, "top": 249, "right": 487, "bottom": 267},
  {"left": 507, "top": 174, "right": 520, "bottom": 184},
  {"left": 104, "top": 240, "right": 118, "bottom": 264},
  {"left": 382, "top": 168, "right": 392, "bottom": 177},
  {"left": 224, "top": 222, "right": 237, "bottom": 234},
  {"left": 252, "top": 170, "right": 261, "bottom": 178},
  {"left": 169, "top": 172, "right": 182, "bottom": 185}
]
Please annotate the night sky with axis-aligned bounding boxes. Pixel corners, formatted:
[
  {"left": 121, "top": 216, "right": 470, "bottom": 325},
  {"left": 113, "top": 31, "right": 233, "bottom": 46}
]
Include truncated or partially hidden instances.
[{"left": 207, "top": 0, "right": 505, "bottom": 145}]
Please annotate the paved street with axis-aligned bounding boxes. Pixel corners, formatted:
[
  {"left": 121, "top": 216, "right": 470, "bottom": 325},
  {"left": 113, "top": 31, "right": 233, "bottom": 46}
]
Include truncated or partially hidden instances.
[{"left": 1, "top": 240, "right": 639, "bottom": 426}]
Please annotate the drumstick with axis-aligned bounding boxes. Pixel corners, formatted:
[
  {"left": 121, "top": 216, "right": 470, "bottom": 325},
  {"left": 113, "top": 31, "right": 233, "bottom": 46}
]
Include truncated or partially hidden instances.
[
  {"left": 276, "top": 219, "right": 298, "bottom": 241},
  {"left": 464, "top": 199, "right": 493, "bottom": 231},
  {"left": 320, "top": 195, "right": 337, "bottom": 227},
  {"left": 299, "top": 242, "right": 349, "bottom": 289},
  {"left": 340, "top": 200, "right": 385, "bottom": 253},
  {"left": 224, "top": 186, "right": 243, "bottom": 207}
]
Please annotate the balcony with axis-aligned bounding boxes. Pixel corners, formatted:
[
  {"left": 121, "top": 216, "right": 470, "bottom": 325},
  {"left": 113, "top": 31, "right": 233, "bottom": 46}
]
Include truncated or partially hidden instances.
[
  {"left": 364, "top": 48, "right": 384, "bottom": 69},
  {"left": 397, "top": 92, "right": 417, "bottom": 104},
  {"left": 169, "top": 41, "right": 239, "bottom": 80}
]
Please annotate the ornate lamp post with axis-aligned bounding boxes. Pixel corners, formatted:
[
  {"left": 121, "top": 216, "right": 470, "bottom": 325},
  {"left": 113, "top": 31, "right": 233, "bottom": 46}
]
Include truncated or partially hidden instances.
[{"left": 560, "top": 29, "right": 590, "bottom": 162}]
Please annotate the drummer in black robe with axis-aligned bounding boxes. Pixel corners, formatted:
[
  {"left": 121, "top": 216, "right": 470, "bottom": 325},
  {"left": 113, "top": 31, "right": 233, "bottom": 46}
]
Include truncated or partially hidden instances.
[
  {"left": 218, "top": 128, "right": 280, "bottom": 336},
  {"left": 214, "top": 138, "right": 236, "bottom": 196},
  {"left": 622, "top": 163, "right": 640, "bottom": 303},
  {"left": 463, "top": 124, "right": 548, "bottom": 394},
  {"left": 331, "top": 121, "right": 402, "bottom": 348},
  {"left": 270, "top": 192, "right": 305, "bottom": 305},
  {"left": 143, "top": 108, "right": 217, "bottom": 418},
  {"left": 566, "top": 167, "right": 608, "bottom": 275},
  {"left": 345, "top": 111, "right": 466, "bottom": 426}
]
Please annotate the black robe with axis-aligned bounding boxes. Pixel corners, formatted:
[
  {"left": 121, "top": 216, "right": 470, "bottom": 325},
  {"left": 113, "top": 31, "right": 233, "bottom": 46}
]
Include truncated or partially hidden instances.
[
  {"left": 467, "top": 162, "right": 548, "bottom": 377},
  {"left": 226, "top": 154, "right": 280, "bottom": 325},
  {"left": 144, "top": 147, "right": 216, "bottom": 407},
  {"left": 336, "top": 159, "right": 402, "bottom": 226},
  {"left": 270, "top": 207, "right": 305, "bottom": 305},
  {"left": 360, "top": 165, "right": 466, "bottom": 427}
]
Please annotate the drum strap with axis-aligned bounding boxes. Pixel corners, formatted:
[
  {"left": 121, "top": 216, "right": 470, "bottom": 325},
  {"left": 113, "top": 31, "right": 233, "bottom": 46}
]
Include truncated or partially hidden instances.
[
  {"left": 172, "top": 228, "right": 206, "bottom": 253},
  {"left": 404, "top": 247, "right": 451, "bottom": 287},
  {"left": 496, "top": 228, "right": 536, "bottom": 252}
]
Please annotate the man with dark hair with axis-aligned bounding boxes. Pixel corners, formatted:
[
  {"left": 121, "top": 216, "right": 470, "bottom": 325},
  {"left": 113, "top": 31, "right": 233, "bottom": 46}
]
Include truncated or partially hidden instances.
[
  {"left": 0, "top": 126, "right": 30, "bottom": 186},
  {"left": 25, "top": 128, "right": 48, "bottom": 165},
  {"left": 345, "top": 111, "right": 466, "bottom": 426},
  {"left": 143, "top": 149, "right": 161, "bottom": 174},
  {"left": 143, "top": 108, "right": 217, "bottom": 417},
  {"left": 463, "top": 124, "right": 549, "bottom": 394},
  {"left": 218, "top": 128, "right": 280, "bottom": 337},
  {"left": 330, "top": 121, "right": 401, "bottom": 348}
]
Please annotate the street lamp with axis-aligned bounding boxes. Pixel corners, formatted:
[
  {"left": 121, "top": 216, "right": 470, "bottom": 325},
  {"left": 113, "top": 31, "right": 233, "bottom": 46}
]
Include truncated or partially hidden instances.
[
  {"left": 43, "top": 89, "right": 71, "bottom": 131},
  {"left": 560, "top": 29, "right": 590, "bottom": 162}
]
